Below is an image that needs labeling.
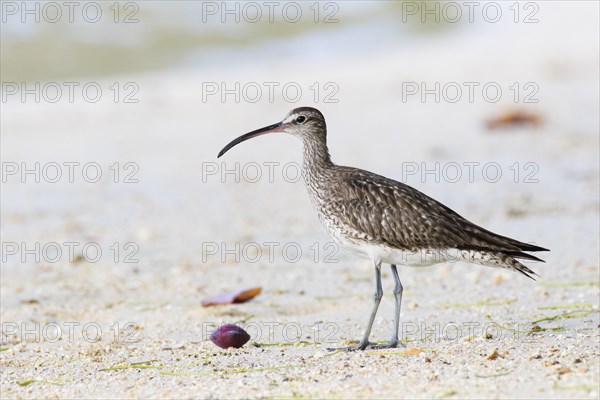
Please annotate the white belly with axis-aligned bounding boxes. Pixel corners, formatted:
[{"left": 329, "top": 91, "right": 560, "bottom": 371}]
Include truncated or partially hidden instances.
[
  {"left": 334, "top": 238, "right": 504, "bottom": 270},
  {"left": 338, "top": 241, "right": 453, "bottom": 267}
]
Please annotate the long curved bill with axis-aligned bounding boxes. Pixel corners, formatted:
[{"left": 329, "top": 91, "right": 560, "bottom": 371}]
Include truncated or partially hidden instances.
[{"left": 217, "top": 122, "right": 283, "bottom": 158}]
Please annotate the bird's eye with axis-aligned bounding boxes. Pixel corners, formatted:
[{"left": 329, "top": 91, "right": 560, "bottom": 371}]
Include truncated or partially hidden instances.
[{"left": 296, "top": 116, "right": 306, "bottom": 123}]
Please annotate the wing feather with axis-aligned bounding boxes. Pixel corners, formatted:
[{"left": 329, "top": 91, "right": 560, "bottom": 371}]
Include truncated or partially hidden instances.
[{"left": 325, "top": 167, "right": 548, "bottom": 254}]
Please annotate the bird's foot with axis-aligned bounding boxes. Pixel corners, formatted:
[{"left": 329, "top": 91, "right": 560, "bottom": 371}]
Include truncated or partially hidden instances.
[
  {"left": 368, "top": 339, "right": 406, "bottom": 350},
  {"left": 327, "top": 339, "right": 406, "bottom": 351},
  {"left": 326, "top": 341, "right": 375, "bottom": 352}
]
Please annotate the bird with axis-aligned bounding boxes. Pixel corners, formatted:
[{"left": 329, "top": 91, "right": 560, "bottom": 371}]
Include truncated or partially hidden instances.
[{"left": 217, "top": 107, "right": 549, "bottom": 351}]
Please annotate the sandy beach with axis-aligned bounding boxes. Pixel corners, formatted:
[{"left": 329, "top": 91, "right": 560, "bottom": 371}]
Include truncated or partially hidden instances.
[{"left": 1, "top": 1, "right": 599, "bottom": 398}]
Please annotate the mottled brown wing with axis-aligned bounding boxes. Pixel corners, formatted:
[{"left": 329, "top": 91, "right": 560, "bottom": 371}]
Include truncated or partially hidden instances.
[
  {"left": 330, "top": 167, "right": 547, "bottom": 253},
  {"left": 329, "top": 180, "right": 468, "bottom": 251}
]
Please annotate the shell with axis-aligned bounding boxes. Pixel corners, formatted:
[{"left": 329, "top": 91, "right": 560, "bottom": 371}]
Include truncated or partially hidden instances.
[{"left": 210, "top": 324, "right": 250, "bottom": 349}]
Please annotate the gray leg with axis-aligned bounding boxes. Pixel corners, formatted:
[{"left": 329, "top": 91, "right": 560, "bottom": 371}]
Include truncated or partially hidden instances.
[
  {"left": 372, "top": 264, "right": 405, "bottom": 349},
  {"left": 330, "top": 260, "right": 382, "bottom": 351},
  {"left": 358, "top": 261, "right": 383, "bottom": 348}
]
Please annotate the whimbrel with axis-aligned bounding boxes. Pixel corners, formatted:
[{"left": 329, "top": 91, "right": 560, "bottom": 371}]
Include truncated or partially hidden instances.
[{"left": 217, "top": 107, "right": 549, "bottom": 351}]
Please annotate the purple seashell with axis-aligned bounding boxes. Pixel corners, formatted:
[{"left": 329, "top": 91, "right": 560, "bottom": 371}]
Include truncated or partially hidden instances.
[{"left": 210, "top": 324, "right": 250, "bottom": 349}]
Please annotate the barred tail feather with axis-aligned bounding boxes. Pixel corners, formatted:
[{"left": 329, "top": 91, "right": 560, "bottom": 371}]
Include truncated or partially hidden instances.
[
  {"left": 502, "top": 255, "right": 539, "bottom": 280},
  {"left": 487, "top": 252, "right": 539, "bottom": 280},
  {"left": 458, "top": 250, "right": 540, "bottom": 280}
]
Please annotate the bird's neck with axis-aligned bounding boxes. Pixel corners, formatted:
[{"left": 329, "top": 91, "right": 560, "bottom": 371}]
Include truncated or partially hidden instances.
[
  {"left": 302, "top": 138, "right": 332, "bottom": 174},
  {"left": 301, "top": 137, "right": 334, "bottom": 198}
]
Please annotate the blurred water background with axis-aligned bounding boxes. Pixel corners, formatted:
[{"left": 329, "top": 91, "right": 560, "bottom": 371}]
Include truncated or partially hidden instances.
[{"left": 3, "top": 1, "right": 493, "bottom": 82}]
